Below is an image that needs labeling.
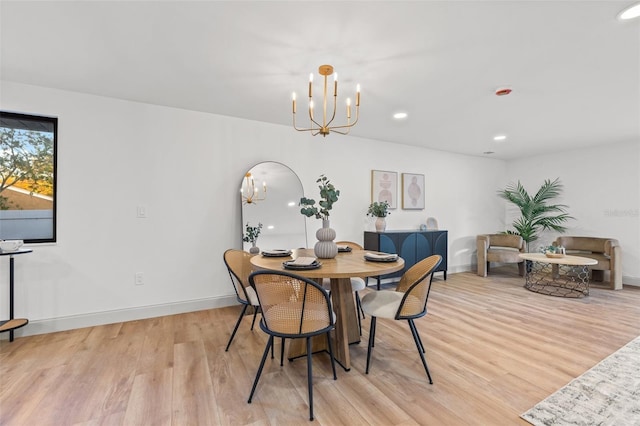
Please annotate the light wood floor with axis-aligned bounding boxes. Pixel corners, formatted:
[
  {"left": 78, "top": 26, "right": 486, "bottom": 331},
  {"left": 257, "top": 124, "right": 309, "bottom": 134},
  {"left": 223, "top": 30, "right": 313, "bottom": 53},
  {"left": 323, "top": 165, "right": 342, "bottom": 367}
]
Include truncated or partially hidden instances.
[{"left": 2, "top": 269, "right": 640, "bottom": 425}]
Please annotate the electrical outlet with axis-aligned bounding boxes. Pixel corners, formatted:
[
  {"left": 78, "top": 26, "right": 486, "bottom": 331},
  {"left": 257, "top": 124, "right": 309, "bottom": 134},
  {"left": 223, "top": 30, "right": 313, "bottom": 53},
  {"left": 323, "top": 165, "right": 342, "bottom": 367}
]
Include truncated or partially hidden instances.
[
  {"left": 136, "top": 205, "right": 147, "bottom": 218},
  {"left": 135, "top": 272, "right": 144, "bottom": 285}
]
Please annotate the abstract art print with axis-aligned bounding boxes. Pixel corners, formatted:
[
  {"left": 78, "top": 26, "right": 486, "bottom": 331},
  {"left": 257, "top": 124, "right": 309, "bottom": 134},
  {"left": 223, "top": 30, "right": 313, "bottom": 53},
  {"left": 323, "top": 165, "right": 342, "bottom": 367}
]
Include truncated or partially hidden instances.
[
  {"left": 371, "top": 170, "right": 397, "bottom": 209},
  {"left": 401, "top": 173, "right": 425, "bottom": 209}
]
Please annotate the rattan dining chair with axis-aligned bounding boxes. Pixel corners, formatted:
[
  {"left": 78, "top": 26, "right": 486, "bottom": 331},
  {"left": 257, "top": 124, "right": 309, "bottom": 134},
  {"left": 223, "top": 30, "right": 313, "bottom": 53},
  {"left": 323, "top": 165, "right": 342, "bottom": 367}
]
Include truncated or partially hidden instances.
[
  {"left": 361, "top": 255, "right": 442, "bottom": 383},
  {"left": 322, "top": 240, "right": 367, "bottom": 335},
  {"left": 248, "top": 270, "right": 337, "bottom": 421},
  {"left": 223, "top": 249, "right": 260, "bottom": 351}
]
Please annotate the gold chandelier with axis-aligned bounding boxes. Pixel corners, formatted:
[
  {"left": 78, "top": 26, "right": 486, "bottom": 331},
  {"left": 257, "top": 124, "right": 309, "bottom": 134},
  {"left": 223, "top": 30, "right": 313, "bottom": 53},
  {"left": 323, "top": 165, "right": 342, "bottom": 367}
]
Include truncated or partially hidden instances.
[
  {"left": 240, "top": 172, "right": 266, "bottom": 204},
  {"left": 292, "top": 64, "right": 360, "bottom": 137}
]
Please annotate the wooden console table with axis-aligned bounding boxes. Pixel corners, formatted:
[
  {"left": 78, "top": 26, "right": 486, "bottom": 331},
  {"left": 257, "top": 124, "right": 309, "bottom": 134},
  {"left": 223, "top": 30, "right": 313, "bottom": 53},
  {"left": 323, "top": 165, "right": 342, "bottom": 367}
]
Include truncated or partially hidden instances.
[{"left": 0, "top": 249, "right": 32, "bottom": 341}]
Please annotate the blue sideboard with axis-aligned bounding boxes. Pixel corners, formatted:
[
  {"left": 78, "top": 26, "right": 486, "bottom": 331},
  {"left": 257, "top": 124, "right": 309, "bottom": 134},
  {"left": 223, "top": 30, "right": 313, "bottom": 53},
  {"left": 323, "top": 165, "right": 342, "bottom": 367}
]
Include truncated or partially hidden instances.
[{"left": 364, "top": 230, "right": 448, "bottom": 289}]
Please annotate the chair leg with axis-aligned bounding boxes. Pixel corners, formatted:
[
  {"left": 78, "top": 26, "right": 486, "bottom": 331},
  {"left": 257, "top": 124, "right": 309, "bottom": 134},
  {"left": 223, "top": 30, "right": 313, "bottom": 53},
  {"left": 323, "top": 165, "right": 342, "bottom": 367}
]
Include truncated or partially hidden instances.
[
  {"left": 408, "top": 319, "right": 433, "bottom": 384},
  {"left": 306, "top": 337, "right": 314, "bottom": 421},
  {"left": 415, "top": 328, "right": 425, "bottom": 353},
  {"left": 248, "top": 335, "right": 273, "bottom": 403},
  {"left": 250, "top": 306, "right": 259, "bottom": 330},
  {"left": 326, "top": 331, "right": 337, "bottom": 380},
  {"left": 280, "top": 337, "right": 285, "bottom": 367},
  {"left": 355, "top": 292, "right": 363, "bottom": 336},
  {"left": 225, "top": 304, "right": 248, "bottom": 351},
  {"left": 366, "top": 316, "right": 377, "bottom": 374},
  {"left": 355, "top": 291, "right": 365, "bottom": 319}
]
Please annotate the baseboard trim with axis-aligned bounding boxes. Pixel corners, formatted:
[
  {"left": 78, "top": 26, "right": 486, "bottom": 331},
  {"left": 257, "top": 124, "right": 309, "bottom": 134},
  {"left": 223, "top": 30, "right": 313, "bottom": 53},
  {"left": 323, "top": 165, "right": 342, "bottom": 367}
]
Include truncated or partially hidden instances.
[
  {"left": 5, "top": 295, "right": 238, "bottom": 339},
  {"left": 623, "top": 276, "right": 640, "bottom": 287}
]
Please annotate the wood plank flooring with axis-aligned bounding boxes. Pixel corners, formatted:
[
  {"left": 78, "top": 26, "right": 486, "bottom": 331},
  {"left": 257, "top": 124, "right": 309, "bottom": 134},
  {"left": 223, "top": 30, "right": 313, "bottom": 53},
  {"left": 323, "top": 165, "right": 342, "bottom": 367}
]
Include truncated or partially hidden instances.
[{"left": 2, "top": 268, "right": 639, "bottom": 425}]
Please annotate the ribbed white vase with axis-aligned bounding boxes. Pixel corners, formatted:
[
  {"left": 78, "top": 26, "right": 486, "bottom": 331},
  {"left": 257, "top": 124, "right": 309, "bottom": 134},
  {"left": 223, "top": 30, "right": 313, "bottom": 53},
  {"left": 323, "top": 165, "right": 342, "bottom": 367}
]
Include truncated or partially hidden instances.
[{"left": 314, "top": 219, "right": 338, "bottom": 259}]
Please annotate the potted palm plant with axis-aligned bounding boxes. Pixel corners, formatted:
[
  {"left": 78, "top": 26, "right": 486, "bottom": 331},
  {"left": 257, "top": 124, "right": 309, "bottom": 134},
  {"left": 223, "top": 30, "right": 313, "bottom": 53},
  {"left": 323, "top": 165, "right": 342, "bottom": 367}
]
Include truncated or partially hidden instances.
[
  {"left": 497, "top": 178, "right": 573, "bottom": 252},
  {"left": 299, "top": 174, "right": 340, "bottom": 258},
  {"left": 366, "top": 201, "right": 390, "bottom": 232}
]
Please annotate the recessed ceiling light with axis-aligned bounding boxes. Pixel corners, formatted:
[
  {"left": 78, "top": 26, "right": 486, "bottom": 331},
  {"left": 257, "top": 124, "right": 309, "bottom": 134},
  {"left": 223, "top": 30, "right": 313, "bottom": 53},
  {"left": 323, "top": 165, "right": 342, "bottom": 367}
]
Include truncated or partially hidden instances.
[
  {"left": 619, "top": 2, "right": 640, "bottom": 20},
  {"left": 393, "top": 112, "right": 408, "bottom": 119},
  {"left": 493, "top": 135, "right": 507, "bottom": 141}
]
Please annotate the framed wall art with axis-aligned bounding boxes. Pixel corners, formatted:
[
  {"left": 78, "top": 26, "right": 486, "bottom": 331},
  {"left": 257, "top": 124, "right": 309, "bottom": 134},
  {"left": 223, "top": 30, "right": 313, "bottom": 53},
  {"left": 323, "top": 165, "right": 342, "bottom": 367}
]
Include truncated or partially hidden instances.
[
  {"left": 371, "top": 170, "right": 397, "bottom": 209},
  {"left": 401, "top": 173, "right": 425, "bottom": 210}
]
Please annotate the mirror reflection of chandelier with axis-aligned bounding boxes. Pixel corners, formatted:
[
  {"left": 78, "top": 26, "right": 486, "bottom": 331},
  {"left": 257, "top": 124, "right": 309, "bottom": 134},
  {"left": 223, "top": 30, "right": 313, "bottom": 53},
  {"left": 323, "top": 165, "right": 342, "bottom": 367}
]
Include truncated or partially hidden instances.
[
  {"left": 240, "top": 172, "right": 266, "bottom": 204},
  {"left": 292, "top": 64, "right": 360, "bottom": 137}
]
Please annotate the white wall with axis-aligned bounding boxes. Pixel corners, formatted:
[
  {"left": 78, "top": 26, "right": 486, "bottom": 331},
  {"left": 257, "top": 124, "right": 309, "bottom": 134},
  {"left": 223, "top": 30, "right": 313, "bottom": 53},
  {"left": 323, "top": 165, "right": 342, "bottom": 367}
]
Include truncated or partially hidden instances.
[
  {"left": 505, "top": 140, "right": 640, "bottom": 284},
  {"left": 1, "top": 81, "right": 507, "bottom": 336}
]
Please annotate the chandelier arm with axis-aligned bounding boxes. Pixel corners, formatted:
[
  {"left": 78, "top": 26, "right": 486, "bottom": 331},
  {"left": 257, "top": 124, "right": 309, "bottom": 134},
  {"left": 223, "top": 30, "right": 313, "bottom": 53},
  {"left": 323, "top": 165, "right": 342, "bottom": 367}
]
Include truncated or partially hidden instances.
[
  {"left": 323, "top": 92, "right": 339, "bottom": 128},
  {"left": 329, "top": 128, "right": 350, "bottom": 135},
  {"left": 324, "top": 111, "right": 360, "bottom": 131},
  {"left": 306, "top": 107, "right": 323, "bottom": 130},
  {"left": 294, "top": 113, "right": 322, "bottom": 132}
]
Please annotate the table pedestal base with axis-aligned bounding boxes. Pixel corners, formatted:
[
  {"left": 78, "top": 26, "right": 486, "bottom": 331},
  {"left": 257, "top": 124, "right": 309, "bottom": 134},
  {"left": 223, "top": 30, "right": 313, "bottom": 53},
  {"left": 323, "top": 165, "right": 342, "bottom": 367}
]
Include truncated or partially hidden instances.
[
  {"left": 288, "top": 277, "right": 360, "bottom": 370},
  {"left": 524, "top": 260, "right": 590, "bottom": 298}
]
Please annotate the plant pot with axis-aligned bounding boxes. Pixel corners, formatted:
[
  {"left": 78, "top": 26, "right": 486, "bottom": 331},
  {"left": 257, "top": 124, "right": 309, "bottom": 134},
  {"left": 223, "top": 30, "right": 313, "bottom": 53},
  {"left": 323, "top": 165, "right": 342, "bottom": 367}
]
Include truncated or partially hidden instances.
[
  {"left": 375, "top": 217, "right": 387, "bottom": 232},
  {"left": 314, "top": 219, "right": 338, "bottom": 259}
]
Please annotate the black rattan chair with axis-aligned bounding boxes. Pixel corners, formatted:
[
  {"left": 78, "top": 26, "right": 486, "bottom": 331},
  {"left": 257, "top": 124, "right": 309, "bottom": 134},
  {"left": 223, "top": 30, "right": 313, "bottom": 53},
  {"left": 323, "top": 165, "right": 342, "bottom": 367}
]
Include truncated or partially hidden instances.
[{"left": 248, "top": 270, "right": 337, "bottom": 421}]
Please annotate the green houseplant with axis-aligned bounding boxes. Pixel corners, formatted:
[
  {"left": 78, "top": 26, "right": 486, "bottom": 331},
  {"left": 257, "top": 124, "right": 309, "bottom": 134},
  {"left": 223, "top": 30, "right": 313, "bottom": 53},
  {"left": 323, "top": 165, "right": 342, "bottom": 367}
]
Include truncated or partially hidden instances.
[
  {"left": 242, "top": 222, "right": 263, "bottom": 254},
  {"left": 366, "top": 201, "right": 390, "bottom": 218},
  {"left": 299, "top": 174, "right": 340, "bottom": 220},
  {"left": 497, "top": 178, "right": 573, "bottom": 251},
  {"left": 367, "top": 201, "right": 390, "bottom": 232},
  {"left": 299, "top": 174, "right": 340, "bottom": 258}
]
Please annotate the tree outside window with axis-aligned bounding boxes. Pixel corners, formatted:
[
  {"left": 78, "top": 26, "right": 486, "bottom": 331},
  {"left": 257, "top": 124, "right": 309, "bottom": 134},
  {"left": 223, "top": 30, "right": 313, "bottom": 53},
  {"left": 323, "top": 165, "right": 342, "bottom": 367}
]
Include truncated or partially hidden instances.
[{"left": 0, "top": 111, "right": 57, "bottom": 243}]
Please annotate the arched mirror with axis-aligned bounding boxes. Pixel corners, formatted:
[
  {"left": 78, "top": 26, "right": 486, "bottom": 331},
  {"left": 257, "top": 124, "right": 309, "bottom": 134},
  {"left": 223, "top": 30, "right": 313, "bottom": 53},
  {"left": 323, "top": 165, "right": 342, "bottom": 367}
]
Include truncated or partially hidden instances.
[{"left": 241, "top": 162, "right": 307, "bottom": 251}]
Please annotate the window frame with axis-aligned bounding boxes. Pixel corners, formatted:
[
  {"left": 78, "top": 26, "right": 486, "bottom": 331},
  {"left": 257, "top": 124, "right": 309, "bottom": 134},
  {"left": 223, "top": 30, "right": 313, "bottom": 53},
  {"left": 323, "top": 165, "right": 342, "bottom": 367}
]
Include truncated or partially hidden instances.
[{"left": 0, "top": 111, "right": 58, "bottom": 243}]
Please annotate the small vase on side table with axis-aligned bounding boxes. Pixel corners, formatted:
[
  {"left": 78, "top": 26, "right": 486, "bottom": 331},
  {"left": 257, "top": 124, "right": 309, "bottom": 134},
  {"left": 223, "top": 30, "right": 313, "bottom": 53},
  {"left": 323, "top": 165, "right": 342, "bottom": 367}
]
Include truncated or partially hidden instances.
[{"left": 375, "top": 217, "right": 386, "bottom": 232}]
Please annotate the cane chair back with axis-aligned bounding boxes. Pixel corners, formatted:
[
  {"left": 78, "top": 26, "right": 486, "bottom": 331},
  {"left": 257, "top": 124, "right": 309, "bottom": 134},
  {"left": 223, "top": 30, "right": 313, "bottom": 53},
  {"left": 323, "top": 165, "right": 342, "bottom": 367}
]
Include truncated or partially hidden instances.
[
  {"left": 250, "top": 271, "right": 334, "bottom": 337},
  {"left": 223, "top": 249, "right": 255, "bottom": 305},
  {"left": 395, "top": 255, "right": 442, "bottom": 319}
]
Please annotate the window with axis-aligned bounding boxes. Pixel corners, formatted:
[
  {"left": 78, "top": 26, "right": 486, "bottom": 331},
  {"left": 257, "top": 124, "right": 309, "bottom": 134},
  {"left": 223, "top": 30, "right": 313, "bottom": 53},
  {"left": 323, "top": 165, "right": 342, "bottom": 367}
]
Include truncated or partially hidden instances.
[{"left": 0, "top": 111, "right": 57, "bottom": 243}]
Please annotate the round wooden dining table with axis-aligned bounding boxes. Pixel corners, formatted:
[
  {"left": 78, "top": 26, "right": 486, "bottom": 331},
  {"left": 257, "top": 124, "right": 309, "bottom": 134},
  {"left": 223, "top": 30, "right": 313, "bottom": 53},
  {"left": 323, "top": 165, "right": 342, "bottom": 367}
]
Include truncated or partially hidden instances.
[{"left": 250, "top": 248, "right": 404, "bottom": 371}]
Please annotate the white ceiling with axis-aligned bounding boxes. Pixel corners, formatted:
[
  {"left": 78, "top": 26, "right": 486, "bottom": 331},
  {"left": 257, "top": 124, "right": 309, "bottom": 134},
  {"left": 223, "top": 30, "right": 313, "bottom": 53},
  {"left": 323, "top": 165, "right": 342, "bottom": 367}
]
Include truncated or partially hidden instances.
[{"left": 1, "top": 1, "right": 638, "bottom": 159}]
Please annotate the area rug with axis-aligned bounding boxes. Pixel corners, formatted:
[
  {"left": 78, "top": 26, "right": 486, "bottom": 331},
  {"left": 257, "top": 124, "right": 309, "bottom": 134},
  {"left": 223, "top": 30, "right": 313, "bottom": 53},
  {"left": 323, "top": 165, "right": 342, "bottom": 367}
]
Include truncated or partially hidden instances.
[{"left": 521, "top": 335, "right": 640, "bottom": 426}]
